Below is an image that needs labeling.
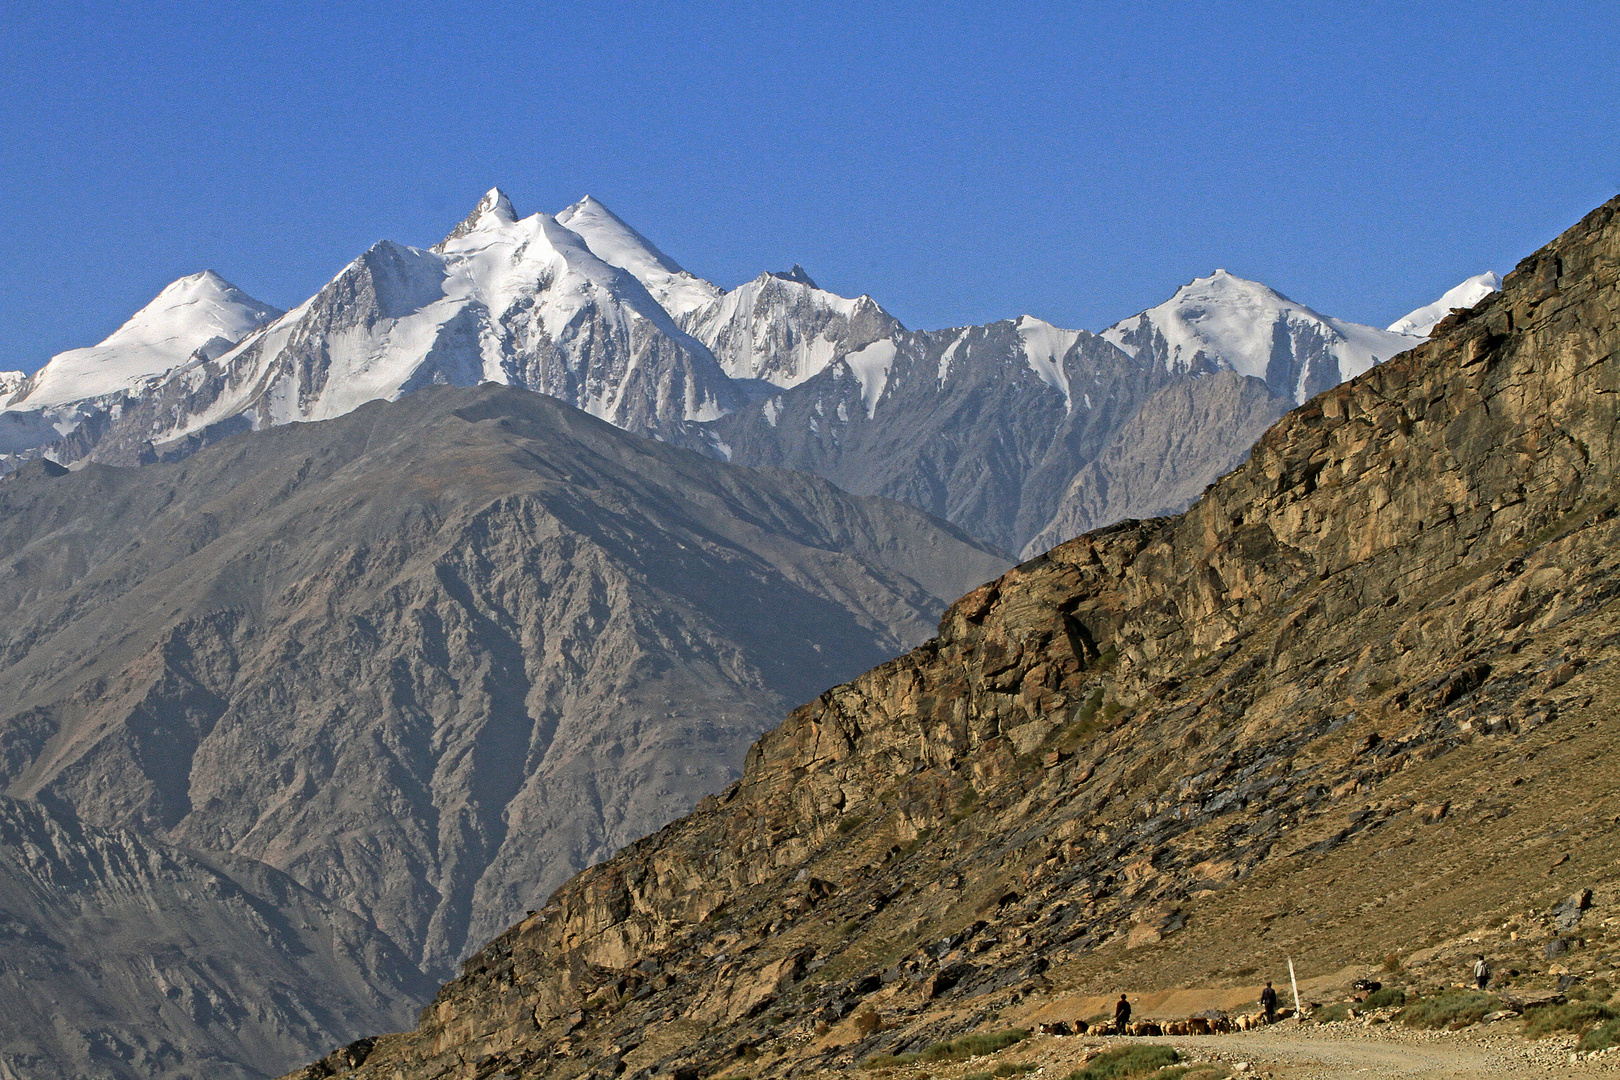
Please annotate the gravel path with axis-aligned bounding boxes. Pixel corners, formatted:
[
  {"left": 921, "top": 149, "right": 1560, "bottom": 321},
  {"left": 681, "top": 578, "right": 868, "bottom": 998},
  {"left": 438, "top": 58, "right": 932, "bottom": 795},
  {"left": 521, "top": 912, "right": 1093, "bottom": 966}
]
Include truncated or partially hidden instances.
[{"left": 986, "top": 1021, "right": 1620, "bottom": 1079}]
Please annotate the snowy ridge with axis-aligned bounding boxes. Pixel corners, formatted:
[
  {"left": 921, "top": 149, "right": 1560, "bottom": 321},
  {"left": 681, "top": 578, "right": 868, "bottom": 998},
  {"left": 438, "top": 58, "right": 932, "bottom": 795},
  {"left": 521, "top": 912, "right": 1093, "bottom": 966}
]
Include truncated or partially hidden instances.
[
  {"left": 681, "top": 271, "right": 900, "bottom": 388},
  {"left": 10, "top": 271, "right": 281, "bottom": 412},
  {"left": 9, "top": 190, "right": 744, "bottom": 462},
  {"left": 1387, "top": 271, "right": 1501, "bottom": 337},
  {"left": 558, "top": 195, "right": 723, "bottom": 317},
  {"left": 1101, "top": 269, "right": 1421, "bottom": 404}
]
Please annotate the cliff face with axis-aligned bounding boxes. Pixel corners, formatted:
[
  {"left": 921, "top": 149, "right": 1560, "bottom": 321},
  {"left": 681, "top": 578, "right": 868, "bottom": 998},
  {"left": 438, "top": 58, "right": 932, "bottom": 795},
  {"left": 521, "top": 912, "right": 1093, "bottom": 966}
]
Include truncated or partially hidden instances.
[{"left": 282, "top": 195, "right": 1620, "bottom": 1080}]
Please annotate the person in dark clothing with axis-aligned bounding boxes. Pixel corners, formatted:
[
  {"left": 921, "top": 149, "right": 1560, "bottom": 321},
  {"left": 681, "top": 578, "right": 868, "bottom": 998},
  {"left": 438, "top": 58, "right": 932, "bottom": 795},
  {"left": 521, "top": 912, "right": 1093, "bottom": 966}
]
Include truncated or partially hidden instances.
[
  {"left": 1114, "top": 994, "right": 1132, "bottom": 1032},
  {"left": 1474, "top": 956, "right": 1491, "bottom": 990},
  {"left": 1260, "top": 981, "right": 1278, "bottom": 1024}
]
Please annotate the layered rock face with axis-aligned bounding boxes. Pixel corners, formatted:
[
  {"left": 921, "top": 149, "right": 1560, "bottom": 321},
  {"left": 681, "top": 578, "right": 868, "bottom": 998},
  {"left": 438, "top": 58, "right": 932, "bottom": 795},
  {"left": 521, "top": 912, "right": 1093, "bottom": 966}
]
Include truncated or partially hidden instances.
[
  {"left": 0, "top": 385, "right": 1008, "bottom": 981},
  {"left": 292, "top": 195, "right": 1620, "bottom": 1080},
  {"left": 0, "top": 795, "right": 431, "bottom": 1080}
]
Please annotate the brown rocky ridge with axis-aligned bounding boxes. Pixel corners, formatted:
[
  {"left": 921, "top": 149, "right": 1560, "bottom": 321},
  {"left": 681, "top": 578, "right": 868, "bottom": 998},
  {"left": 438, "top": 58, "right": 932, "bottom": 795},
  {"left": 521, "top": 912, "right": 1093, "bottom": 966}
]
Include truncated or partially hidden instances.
[{"left": 278, "top": 193, "right": 1620, "bottom": 1080}]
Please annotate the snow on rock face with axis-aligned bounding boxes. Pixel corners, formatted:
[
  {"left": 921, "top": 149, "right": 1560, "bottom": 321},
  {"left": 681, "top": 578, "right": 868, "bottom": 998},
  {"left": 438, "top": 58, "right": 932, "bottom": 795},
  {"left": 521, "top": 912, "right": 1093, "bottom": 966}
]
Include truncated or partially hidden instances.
[
  {"left": 8, "top": 271, "right": 282, "bottom": 411},
  {"left": 840, "top": 339, "right": 898, "bottom": 417},
  {"left": 1102, "top": 269, "right": 1422, "bottom": 404},
  {"left": 1016, "top": 315, "right": 1083, "bottom": 411},
  {"left": 557, "top": 195, "right": 723, "bottom": 317},
  {"left": 0, "top": 371, "right": 24, "bottom": 400},
  {"left": 1387, "top": 272, "right": 1502, "bottom": 337},
  {"left": 681, "top": 272, "right": 902, "bottom": 388}
]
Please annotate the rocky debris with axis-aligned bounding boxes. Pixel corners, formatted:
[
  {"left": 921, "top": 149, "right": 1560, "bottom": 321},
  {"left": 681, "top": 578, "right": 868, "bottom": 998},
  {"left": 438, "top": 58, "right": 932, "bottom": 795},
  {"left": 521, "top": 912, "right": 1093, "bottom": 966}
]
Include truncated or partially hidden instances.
[{"left": 276, "top": 194, "right": 1620, "bottom": 1080}]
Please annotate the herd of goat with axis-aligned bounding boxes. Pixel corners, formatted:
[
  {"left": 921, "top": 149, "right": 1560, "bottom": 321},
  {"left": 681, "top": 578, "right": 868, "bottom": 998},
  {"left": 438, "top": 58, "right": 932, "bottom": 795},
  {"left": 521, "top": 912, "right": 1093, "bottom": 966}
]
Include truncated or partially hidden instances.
[{"left": 1035, "top": 1009, "right": 1295, "bottom": 1038}]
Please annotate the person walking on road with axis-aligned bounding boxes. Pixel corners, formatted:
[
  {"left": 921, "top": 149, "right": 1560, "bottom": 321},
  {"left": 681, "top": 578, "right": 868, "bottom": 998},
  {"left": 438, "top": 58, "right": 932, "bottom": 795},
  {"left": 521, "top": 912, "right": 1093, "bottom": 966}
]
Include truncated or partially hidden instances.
[
  {"left": 1114, "top": 994, "right": 1132, "bottom": 1033},
  {"left": 1260, "top": 980, "right": 1278, "bottom": 1024}
]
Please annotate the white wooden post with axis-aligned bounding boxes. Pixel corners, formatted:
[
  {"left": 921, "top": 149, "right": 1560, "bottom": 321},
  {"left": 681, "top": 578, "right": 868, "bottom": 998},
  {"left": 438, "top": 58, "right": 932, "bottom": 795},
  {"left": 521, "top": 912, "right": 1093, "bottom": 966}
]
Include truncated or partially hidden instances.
[{"left": 1288, "top": 956, "right": 1302, "bottom": 1020}]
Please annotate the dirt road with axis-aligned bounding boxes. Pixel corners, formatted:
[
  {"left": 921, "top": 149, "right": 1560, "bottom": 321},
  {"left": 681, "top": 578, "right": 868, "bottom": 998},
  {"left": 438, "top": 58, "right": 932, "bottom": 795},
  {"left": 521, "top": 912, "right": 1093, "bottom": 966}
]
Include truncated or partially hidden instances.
[{"left": 929, "top": 1022, "right": 1616, "bottom": 1079}]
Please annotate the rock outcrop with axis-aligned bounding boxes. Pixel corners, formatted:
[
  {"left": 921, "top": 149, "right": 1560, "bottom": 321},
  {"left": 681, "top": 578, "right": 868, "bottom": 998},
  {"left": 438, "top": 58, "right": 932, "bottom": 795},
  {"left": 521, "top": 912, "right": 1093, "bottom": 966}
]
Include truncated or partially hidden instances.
[{"left": 283, "top": 194, "right": 1620, "bottom": 1079}]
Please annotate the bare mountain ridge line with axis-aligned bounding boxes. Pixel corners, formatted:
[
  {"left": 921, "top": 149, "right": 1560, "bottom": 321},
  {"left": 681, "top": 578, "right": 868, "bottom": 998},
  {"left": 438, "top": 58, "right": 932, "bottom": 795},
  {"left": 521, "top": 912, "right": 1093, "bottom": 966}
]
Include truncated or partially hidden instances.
[
  {"left": 277, "top": 192, "right": 1619, "bottom": 1079},
  {"left": 0, "top": 386, "right": 1009, "bottom": 985},
  {"left": 2, "top": 189, "right": 1433, "bottom": 555}
]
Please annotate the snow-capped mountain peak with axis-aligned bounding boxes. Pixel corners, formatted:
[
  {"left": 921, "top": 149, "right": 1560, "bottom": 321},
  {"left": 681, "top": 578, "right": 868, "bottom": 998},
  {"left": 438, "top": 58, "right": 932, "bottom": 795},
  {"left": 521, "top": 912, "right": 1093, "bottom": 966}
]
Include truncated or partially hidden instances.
[
  {"left": 556, "top": 194, "right": 723, "bottom": 317},
  {"left": 1387, "top": 271, "right": 1501, "bottom": 337},
  {"left": 680, "top": 270, "right": 902, "bottom": 389},
  {"left": 1102, "top": 269, "right": 1421, "bottom": 403},
  {"left": 8, "top": 270, "right": 282, "bottom": 411},
  {"left": 433, "top": 187, "right": 519, "bottom": 251}
]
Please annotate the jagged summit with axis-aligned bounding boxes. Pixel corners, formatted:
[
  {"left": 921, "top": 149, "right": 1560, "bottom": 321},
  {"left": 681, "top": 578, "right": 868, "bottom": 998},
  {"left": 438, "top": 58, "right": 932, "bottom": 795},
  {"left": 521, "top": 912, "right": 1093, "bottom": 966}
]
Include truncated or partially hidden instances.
[
  {"left": 769, "top": 264, "right": 819, "bottom": 289},
  {"left": 434, "top": 186, "right": 519, "bottom": 251}
]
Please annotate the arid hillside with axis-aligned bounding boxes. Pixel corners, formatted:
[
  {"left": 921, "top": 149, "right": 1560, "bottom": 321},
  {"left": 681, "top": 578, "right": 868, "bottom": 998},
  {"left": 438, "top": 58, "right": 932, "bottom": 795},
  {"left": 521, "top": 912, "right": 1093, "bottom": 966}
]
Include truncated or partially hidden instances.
[{"left": 279, "top": 193, "right": 1620, "bottom": 1080}]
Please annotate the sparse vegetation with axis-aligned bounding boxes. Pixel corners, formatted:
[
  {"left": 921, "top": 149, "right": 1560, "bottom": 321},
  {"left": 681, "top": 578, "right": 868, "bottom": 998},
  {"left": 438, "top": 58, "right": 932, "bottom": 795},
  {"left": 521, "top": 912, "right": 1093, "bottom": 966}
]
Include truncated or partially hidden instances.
[
  {"left": 1364, "top": 986, "right": 1407, "bottom": 1009},
  {"left": 1579, "top": 1019, "right": 1620, "bottom": 1052},
  {"left": 1397, "top": 990, "right": 1495, "bottom": 1029},
  {"left": 1149, "top": 1066, "right": 1229, "bottom": 1080},
  {"left": 1311, "top": 1003, "right": 1351, "bottom": 1023},
  {"left": 837, "top": 814, "right": 865, "bottom": 834},
  {"left": 1523, "top": 1000, "right": 1619, "bottom": 1040},
  {"left": 863, "top": 1029, "right": 1030, "bottom": 1069},
  {"left": 1063, "top": 1045, "right": 1179, "bottom": 1080}
]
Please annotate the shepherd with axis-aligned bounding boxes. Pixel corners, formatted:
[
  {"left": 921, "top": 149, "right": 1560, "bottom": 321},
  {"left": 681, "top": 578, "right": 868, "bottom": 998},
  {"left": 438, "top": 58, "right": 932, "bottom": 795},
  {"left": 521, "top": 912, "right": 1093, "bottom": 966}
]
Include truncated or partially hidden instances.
[{"left": 1260, "top": 980, "right": 1278, "bottom": 1024}]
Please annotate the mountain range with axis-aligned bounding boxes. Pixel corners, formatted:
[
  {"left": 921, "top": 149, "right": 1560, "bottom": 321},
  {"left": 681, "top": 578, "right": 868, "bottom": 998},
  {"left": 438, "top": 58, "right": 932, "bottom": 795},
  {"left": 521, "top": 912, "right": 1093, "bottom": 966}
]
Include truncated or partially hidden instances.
[
  {"left": 2, "top": 190, "right": 1471, "bottom": 555},
  {"left": 270, "top": 190, "right": 1620, "bottom": 1080},
  {"left": 0, "top": 188, "right": 1514, "bottom": 1080}
]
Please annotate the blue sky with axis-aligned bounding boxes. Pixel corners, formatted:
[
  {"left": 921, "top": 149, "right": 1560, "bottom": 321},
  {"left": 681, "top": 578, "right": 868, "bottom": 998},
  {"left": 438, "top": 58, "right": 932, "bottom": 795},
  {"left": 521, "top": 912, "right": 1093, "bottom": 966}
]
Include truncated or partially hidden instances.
[{"left": 3, "top": 1, "right": 1616, "bottom": 372}]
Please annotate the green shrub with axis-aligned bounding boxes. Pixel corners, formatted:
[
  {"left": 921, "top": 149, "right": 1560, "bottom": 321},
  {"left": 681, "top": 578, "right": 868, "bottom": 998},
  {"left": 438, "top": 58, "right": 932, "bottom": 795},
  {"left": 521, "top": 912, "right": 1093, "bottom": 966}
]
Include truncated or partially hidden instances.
[
  {"left": 1523, "top": 1001, "right": 1619, "bottom": 1039},
  {"left": 837, "top": 814, "right": 865, "bottom": 834},
  {"left": 1312, "top": 1003, "right": 1351, "bottom": 1023},
  {"left": 1149, "top": 1067, "right": 1230, "bottom": 1080},
  {"left": 1064, "top": 1045, "right": 1180, "bottom": 1080},
  {"left": 1363, "top": 986, "right": 1406, "bottom": 1009},
  {"left": 1397, "top": 990, "right": 1495, "bottom": 1030},
  {"left": 1580, "top": 1018, "right": 1620, "bottom": 1052},
  {"left": 864, "top": 1030, "right": 1030, "bottom": 1070},
  {"left": 918, "top": 1029, "right": 1028, "bottom": 1062}
]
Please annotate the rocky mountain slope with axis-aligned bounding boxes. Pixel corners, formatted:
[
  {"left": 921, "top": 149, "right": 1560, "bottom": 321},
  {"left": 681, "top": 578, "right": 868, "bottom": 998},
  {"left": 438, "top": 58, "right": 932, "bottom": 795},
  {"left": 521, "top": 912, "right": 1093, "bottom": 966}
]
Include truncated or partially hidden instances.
[
  {"left": 283, "top": 192, "right": 1620, "bottom": 1080},
  {"left": 0, "top": 795, "right": 431, "bottom": 1080},
  {"left": 1, "top": 193, "right": 1425, "bottom": 557},
  {"left": 0, "top": 384, "right": 1008, "bottom": 983}
]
